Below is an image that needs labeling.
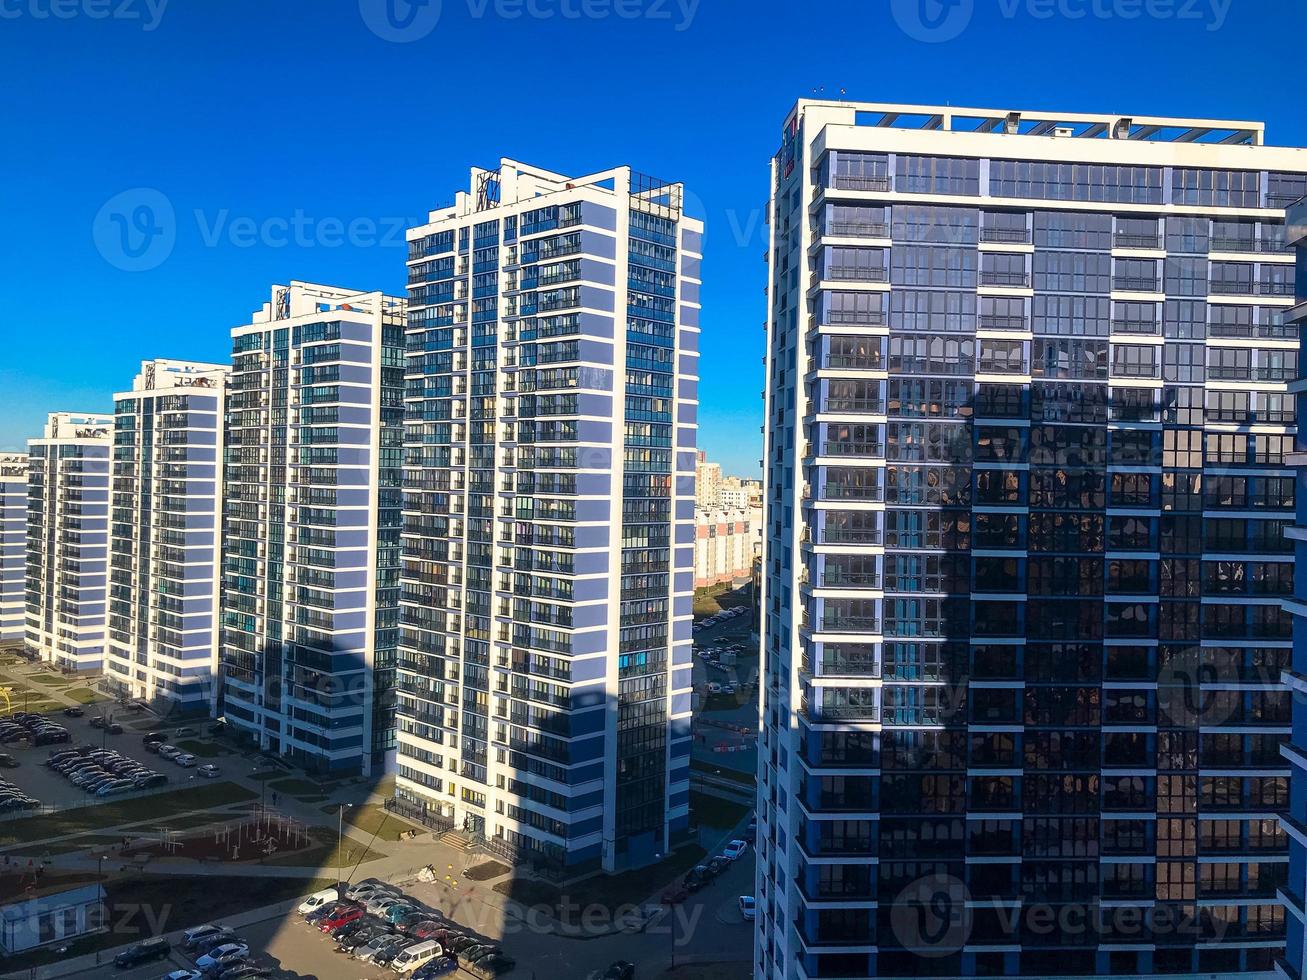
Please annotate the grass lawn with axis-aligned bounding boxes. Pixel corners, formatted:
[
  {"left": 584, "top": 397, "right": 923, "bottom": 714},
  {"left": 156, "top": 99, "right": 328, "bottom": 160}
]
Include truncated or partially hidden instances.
[
  {"left": 0, "top": 782, "right": 258, "bottom": 845},
  {"left": 689, "top": 790, "right": 749, "bottom": 829},
  {"left": 268, "top": 777, "right": 325, "bottom": 798},
  {"left": 690, "top": 759, "right": 756, "bottom": 786},
  {"left": 0, "top": 872, "right": 333, "bottom": 971},
  {"left": 29, "top": 674, "right": 72, "bottom": 687},
  {"left": 494, "top": 843, "right": 706, "bottom": 914},
  {"left": 262, "top": 825, "right": 385, "bottom": 869},
  {"left": 465, "top": 859, "right": 511, "bottom": 881},
  {"left": 320, "top": 802, "right": 416, "bottom": 842},
  {"left": 65, "top": 687, "right": 104, "bottom": 704}
]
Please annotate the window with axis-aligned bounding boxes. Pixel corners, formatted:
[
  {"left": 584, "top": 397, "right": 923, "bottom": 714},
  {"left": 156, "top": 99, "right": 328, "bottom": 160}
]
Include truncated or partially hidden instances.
[
  {"left": 1162, "top": 343, "right": 1204, "bottom": 383},
  {"left": 895, "top": 155, "right": 980, "bottom": 196},
  {"left": 977, "top": 339, "right": 1027, "bottom": 375},
  {"left": 1172, "top": 168, "right": 1261, "bottom": 208},
  {"left": 1112, "top": 344, "right": 1159, "bottom": 379},
  {"left": 1031, "top": 294, "right": 1109, "bottom": 336},
  {"left": 1207, "top": 348, "right": 1250, "bottom": 381},
  {"left": 1032, "top": 339, "right": 1108, "bottom": 379},
  {"left": 1164, "top": 257, "right": 1208, "bottom": 297},
  {"left": 995, "top": 164, "right": 1163, "bottom": 205},
  {"left": 1034, "top": 251, "right": 1111, "bottom": 293}
]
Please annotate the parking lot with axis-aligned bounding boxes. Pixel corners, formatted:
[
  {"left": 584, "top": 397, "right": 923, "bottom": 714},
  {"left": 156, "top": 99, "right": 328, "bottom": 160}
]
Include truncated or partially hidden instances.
[{"left": 0, "top": 707, "right": 225, "bottom": 815}]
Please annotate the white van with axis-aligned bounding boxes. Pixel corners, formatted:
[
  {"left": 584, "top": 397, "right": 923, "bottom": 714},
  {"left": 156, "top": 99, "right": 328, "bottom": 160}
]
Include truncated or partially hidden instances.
[
  {"left": 296, "top": 887, "right": 338, "bottom": 915},
  {"left": 391, "top": 939, "right": 442, "bottom": 974}
]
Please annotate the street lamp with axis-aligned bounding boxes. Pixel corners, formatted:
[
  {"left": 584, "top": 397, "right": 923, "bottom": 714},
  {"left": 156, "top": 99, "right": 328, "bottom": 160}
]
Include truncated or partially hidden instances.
[{"left": 336, "top": 803, "right": 352, "bottom": 891}]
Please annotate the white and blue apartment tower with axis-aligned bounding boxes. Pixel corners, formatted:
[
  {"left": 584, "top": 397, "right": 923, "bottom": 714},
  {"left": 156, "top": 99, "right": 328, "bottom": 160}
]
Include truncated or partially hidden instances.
[
  {"left": 25, "top": 413, "right": 114, "bottom": 672},
  {"left": 106, "top": 359, "right": 229, "bottom": 715},
  {"left": 394, "top": 160, "right": 701, "bottom": 874},
  {"left": 1278, "top": 195, "right": 1307, "bottom": 980},
  {"left": 0, "top": 453, "right": 27, "bottom": 643},
  {"left": 761, "top": 100, "right": 1307, "bottom": 980},
  {"left": 220, "top": 282, "right": 406, "bottom": 776}
]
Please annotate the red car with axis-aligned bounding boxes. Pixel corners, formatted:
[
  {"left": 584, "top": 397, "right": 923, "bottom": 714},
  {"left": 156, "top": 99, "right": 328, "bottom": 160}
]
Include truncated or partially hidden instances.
[{"left": 319, "top": 905, "right": 365, "bottom": 932}]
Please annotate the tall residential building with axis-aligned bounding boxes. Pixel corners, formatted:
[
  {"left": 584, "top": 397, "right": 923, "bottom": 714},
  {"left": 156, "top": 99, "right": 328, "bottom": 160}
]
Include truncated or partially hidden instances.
[
  {"left": 696, "top": 449, "right": 723, "bottom": 507},
  {"left": 395, "top": 160, "right": 701, "bottom": 874},
  {"left": 220, "top": 282, "right": 405, "bottom": 776},
  {"left": 0, "top": 453, "right": 26, "bottom": 643},
  {"left": 25, "top": 413, "right": 114, "bottom": 671},
  {"left": 695, "top": 505, "right": 762, "bottom": 589},
  {"left": 1278, "top": 197, "right": 1307, "bottom": 980},
  {"left": 759, "top": 100, "right": 1307, "bottom": 980},
  {"left": 106, "top": 359, "right": 229, "bottom": 714}
]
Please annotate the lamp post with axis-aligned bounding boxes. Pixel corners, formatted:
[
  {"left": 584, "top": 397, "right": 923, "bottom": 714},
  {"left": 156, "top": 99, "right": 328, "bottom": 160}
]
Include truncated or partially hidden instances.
[{"left": 336, "top": 803, "right": 352, "bottom": 891}]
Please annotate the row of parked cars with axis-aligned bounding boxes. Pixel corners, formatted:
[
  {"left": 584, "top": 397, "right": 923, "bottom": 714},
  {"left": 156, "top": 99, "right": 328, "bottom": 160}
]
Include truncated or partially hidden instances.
[
  {"left": 0, "top": 711, "right": 71, "bottom": 746},
  {"left": 298, "top": 879, "right": 516, "bottom": 977},
  {"left": 111, "top": 924, "right": 269, "bottom": 977},
  {"left": 46, "top": 745, "right": 171, "bottom": 797},
  {"left": 0, "top": 776, "right": 40, "bottom": 812},
  {"left": 142, "top": 731, "right": 217, "bottom": 773},
  {"left": 692, "top": 606, "right": 749, "bottom": 633}
]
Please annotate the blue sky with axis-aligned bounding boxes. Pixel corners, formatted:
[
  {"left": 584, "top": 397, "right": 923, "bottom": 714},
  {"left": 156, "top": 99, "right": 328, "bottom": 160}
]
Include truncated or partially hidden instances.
[{"left": 2, "top": 0, "right": 1304, "bottom": 475}]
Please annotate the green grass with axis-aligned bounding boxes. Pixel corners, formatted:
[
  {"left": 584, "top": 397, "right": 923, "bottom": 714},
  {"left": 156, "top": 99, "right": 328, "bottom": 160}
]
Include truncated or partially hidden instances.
[
  {"left": 262, "top": 825, "right": 385, "bottom": 869},
  {"left": 66, "top": 687, "right": 104, "bottom": 704},
  {"left": 0, "top": 782, "right": 258, "bottom": 845},
  {"left": 689, "top": 791, "right": 749, "bottom": 829},
  {"left": 319, "top": 802, "right": 416, "bottom": 842},
  {"left": 268, "top": 777, "right": 325, "bottom": 797},
  {"left": 29, "top": 674, "right": 72, "bottom": 687}
]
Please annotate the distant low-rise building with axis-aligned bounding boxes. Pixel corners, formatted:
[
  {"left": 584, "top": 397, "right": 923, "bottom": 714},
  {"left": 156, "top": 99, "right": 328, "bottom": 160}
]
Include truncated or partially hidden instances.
[
  {"left": 0, "top": 883, "right": 106, "bottom": 955},
  {"left": 694, "top": 505, "right": 760, "bottom": 588}
]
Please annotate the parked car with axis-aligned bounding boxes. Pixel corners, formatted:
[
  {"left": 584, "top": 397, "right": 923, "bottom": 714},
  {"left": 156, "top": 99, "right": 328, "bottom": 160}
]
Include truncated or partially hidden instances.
[
  {"left": 175, "top": 726, "right": 198, "bottom": 737},
  {"left": 391, "top": 938, "right": 444, "bottom": 974},
  {"left": 160, "top": 971, "right": 203, "bottom": 980},
  {"left": 113, "top": 936, "right": 171, "bottom": 968},
  {"left": 470, "top": 954, "right": 517, "bottom": 979},
  {"left": 706, "top": 856, "right": 731, "bottom": 877},
  {"left": 194, "top": 942, "right": 249, "bottom": 971},
  {"left": 89, "top": 716, "right": 106, "bottom": 730},
  {"left": 62, "top": 706, "right": 84, "bottom": 718},
  {"left": 320, "top": 905, "right": 365, "bottom": 932},
  {"left": 157, "top": 744, "right": 181, "bottom": 760},
  {"left": 414, "top": 955, "right": 459, "bottom": 978},
  {"left": 136, "top": 772, "right": 170, "bottom": 789},
  {"left": 214, "top": 967, "right": 269, "bottom": 980},
  {"left": 183, "top": 924, "right": 232, "bottom": 951},
  {"left": 722, "top": 839, "right": 749, "bottom": 861},
  {"left": 199, "top": 951, "right": 249, "bottom": 976},
  {"left": 193, "top": 933, "right": 243, "bottom": 955},
  {"left": 106, "top": 722, "right": 124, "bottom": 735},
  {"left": 366, "top": 895, "right": 405, "bottom": 916},
  {"left": 0, "top": 753, "right": 19, "bottom": 768},
  {"left": 197, "top": 764, "right": 221, "bottom": 778},
  {"left": 683, "top": 867, "right": 710, "bottom": 892},
  {"left": 356, "top": 934, "right": 405, "bottom": 964},
  {"left": 143, "top": 731, "right": 166, "bottom": 745},
  {"left": 739, "top": 895, "right": 756, "bottom": 920},
  {"left": 298, "top": 887, "right": 339, "bottom": 915},
  {"left": 174, "top": 753, "right": 197, "bottom": 768}
]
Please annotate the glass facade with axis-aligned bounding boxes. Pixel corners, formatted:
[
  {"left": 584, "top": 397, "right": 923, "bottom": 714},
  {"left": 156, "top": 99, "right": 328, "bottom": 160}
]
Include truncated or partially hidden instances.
[
  {"left": 0, "top": 453, "right": 25, "bottom": 643},
  {"left": 220, "top": 284, "right": 405, "bottom": 776},
  {"left": 760, "top": 102, "right": 1306, "bottom": 980},
  {"left": 105, "top": 361, "right": 227, "bottom": 713},
  {"left": 395, "top": 162, "right": 699, "bottom": 874},
  {"left": 24, "top": 414, "right": 114, "bottom": 671}
]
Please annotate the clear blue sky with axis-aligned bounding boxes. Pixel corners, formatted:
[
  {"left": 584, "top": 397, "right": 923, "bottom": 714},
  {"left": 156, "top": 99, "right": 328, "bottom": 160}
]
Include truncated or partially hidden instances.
[{"left": 3, "top": 0, "right": 1304, "bottom": 476}]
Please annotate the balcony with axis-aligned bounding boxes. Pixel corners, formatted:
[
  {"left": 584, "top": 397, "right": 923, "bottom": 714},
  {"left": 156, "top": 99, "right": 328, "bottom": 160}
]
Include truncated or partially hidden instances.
[
  {"left": 979, "top": 270, "right": 1030, "bottom": 288},
  {"left": 822, "top": 266, "right": 888, "bottom": 284},
  {"left": 980, "top": 226, "right": 1031, "bottom": 245},
  {"left": 978, "top": 314, "right": 1027, "bottom": 331},
  {"left": 1111, "top": 318, "right": 1161, "bottom": 335},
  {"left": 1210, "top": 279, "right": 1295, "bottom": 296},
  {"left": 826, "top": 221, "right": 888, "bottom": 239},
  {"left": 1113, "top": 276, "right": 1160, "bottom": 292},
  {"left": 829, "top": 175, "right": 890, "bottom": 193},
  {"left": 1114, "top": 232, "right": 1162, "bottom": 250},
  {"left": 1211, "top": 236, "right": 1288, "bottom": 254}
]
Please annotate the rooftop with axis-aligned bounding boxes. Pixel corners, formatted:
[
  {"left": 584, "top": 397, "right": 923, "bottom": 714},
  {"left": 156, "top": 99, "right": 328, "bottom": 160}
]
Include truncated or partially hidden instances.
[{"left": 791, "top": 99, "right": 1266, "bottom": 146}]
